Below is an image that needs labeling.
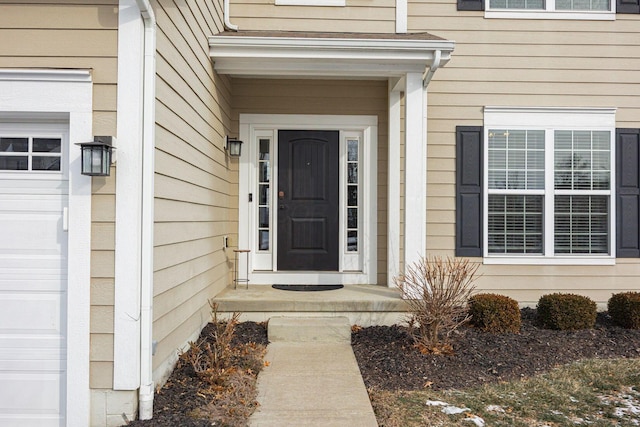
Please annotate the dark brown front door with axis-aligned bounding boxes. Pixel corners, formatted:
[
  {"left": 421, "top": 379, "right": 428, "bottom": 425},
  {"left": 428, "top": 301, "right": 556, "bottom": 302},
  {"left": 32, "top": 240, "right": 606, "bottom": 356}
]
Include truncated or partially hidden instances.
[{"left": 277, "top": 130, "right": 339, "bottom": 271}]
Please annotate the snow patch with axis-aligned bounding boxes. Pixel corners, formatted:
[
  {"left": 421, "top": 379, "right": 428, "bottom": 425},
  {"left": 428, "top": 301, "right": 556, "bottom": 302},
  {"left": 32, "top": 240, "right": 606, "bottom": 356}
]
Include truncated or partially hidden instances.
[
  {"left": 464, "top": 415, "right": 486, "bottom": 426},
  {"left": 426, "top": 399, "right": 484, "bottom": 425},
  {"left": 442, "top": 405, "right": 470, "bottom": 415}
]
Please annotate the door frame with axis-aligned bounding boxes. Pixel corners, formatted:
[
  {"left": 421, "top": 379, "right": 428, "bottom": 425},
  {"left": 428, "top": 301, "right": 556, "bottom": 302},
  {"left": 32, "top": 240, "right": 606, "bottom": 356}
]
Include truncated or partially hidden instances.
[
  {"left": 239, "top": 114, "right": 378, "bottom": 285},
  {"left": 0, "top": 69, "right": 93, "bottom": 425}
]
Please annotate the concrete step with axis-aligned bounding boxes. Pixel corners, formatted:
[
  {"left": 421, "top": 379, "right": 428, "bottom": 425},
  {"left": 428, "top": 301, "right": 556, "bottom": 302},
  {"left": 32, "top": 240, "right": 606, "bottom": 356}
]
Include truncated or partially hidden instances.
[
  {"left": 213, "top": 284, "right": 408, "bottom": 326},
  {"left": 268, "top": 316, "right": 351, "bottom": 343}
]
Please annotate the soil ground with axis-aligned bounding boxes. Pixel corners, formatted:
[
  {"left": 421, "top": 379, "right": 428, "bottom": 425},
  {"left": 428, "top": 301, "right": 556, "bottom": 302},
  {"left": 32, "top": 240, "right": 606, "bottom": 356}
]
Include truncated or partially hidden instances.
[
  {"left": 352, "top": 309, "right": 640, "bottom": 391},
  {"left": 130, "top": 309, "right": 640, "bottom": 425}
]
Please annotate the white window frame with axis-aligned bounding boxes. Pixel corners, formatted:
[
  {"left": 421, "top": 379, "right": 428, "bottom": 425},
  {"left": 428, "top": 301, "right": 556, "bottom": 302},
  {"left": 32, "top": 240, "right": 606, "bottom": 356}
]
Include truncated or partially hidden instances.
[
  {"left": 0, "top": 131, "right": 66, "bottom": 175},
  {"left": 485, "top": 0, "right": 615, "bottom": 19},
  {"left": 483, "top": 107, "right": 616, "bottom": 265},
  {"left": 275, "top": 0, "right": 345, "bottom": 6},
  {"left": 238, "top": 114, "right": 377, "bottom": 285}
]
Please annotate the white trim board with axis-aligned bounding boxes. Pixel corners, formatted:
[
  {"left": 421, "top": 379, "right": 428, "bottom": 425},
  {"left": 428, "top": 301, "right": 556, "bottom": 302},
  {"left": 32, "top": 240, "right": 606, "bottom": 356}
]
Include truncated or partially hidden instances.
[
  {"left": 113, "top": 0, "right": 144, "bottom": 391},
  {"left": 239, "top": 114, "right": 378, "bottom": 285},
  {"left": 0, "top": 69, "right": 93, "bottom": 426},
  {"left": 209, "top": 36, "right": 454, "bottom": 78}
]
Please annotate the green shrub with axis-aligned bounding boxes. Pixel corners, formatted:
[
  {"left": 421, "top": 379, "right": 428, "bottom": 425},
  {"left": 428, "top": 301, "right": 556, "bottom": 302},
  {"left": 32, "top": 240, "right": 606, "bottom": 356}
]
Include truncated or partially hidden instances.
[
  {"left": 608, "top": 292, "right": 640, "bottom": 329},
  {"left": 469, "top": 293, "right": 521, "bottom": 333},
  {"left": 537, "top": 293, "right": 596, "bottom": 330}
]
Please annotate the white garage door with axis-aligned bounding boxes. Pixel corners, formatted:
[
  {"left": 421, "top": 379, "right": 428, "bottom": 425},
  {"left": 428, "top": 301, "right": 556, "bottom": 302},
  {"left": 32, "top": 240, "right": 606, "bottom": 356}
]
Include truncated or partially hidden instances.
[{"left": 0, "top": 124, "right": 68, "bottom": 427}]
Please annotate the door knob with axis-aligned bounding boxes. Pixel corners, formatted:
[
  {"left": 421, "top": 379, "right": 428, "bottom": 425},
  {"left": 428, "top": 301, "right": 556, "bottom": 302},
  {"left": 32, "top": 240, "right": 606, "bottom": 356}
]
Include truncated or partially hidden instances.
[{"left": 278, "top": 191, "right": 285, "bottom": 199}]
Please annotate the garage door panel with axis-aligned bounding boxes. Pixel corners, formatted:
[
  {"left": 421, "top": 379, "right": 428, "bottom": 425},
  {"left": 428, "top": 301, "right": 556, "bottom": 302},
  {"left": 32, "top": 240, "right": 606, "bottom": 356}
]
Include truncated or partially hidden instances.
[
  {"left": 0, "top": 371, "right": 64, "bottom": 426},
  {"left": 0, "top": 197, "right": 68, "bottom": 258},
  {"left": 0, "top": 178, "right": 68, "bottom": 194},
  {"left": 0, "top": 293, "right": 65, "bottom": 336},
  {"left": 0, "top": 349, "right": 65, "bottom": 369},
  {"left": 0, "top": 124, "right": 69, "bottom": 425},
  {"left": 0, "top": 275, "right": 66, "bottom": 292}
]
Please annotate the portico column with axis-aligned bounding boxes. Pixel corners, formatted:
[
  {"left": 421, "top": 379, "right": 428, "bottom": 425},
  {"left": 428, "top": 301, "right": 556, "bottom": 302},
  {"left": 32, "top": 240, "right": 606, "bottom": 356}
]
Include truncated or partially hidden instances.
[
  {"left": 404, "top": 72, "right": 427, "bottom": 269},
  {"left": 387, "top": 78, "right": 402, "bottom": 286}
]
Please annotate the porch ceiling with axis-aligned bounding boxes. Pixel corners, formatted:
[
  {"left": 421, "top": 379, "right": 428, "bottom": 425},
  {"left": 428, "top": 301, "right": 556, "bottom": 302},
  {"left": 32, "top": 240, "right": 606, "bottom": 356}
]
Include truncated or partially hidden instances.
[{"left": 208, "top": 30, "right": 455, "bottom": 79}]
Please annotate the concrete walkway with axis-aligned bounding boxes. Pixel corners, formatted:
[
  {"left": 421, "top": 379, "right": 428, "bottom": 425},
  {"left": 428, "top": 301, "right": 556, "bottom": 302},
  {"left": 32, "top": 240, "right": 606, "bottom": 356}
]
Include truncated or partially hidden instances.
[{"left": 249, "top": 317, "right": 378, "bottom": 426}]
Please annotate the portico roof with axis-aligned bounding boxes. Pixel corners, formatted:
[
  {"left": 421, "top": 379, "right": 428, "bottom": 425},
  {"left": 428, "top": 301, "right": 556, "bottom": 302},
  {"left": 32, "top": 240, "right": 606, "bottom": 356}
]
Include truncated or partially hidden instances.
[{"left": 209, "top": 30, "right": 455, "bottom": 79}]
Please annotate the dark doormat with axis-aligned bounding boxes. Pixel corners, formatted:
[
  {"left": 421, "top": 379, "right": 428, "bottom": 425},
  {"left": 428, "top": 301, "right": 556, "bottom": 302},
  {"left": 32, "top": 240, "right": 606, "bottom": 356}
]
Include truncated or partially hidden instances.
[{"left": 272, "top": 284, "right": 344, "bottom": 292}]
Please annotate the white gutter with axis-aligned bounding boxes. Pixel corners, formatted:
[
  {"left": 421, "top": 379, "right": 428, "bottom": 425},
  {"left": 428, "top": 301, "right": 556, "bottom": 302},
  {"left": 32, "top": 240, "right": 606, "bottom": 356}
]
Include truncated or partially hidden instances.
[
  {"left": 422, "top": 49, "right": 441, "bottom": 86},
  {"left": 224, "top": 0, "right": 239, "bottom": 31},
  {"left": 134, "top": 0, "right": 156, "bottom": 421}
]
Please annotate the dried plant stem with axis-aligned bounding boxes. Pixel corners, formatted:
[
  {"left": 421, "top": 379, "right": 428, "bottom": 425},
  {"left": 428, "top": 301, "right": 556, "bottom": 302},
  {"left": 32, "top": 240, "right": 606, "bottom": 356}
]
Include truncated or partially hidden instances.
[
  {"left": 180, "top": 302, "right": 241, "bottom": 384},
  {"left": 395, "top": 256, "right": 479, "bottom": 353}
]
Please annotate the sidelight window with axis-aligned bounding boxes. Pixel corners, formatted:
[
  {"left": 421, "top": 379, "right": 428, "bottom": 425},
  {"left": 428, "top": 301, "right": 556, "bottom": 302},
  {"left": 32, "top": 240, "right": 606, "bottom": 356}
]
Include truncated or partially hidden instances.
[
  {"left": 346, "top": 138, "right": 359, "bottom": 252},
  {"left": 257, "top": 138, "right": 271, "bottom": 252}
]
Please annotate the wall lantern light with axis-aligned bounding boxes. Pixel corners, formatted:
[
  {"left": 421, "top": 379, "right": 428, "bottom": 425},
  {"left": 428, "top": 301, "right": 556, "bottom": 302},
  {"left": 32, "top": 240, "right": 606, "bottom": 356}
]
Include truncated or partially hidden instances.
[
  {"left": 77, "top": 136, "right": 115, "bottom": 176},
  {"left": 226, "top": 136, "right": 243, "bottom": 157}
]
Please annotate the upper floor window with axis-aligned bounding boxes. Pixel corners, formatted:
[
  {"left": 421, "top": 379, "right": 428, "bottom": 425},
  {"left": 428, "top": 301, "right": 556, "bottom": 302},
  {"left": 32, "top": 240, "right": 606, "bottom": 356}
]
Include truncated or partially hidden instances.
[
  {"left": 489, "top": 0, "right": 610, "bottom": 10},
  {"left": 275, "top": 0, "right": 345, "bottom": 6},
  {"left": 459, "top": 0, "right": 639, "bottom": 17},
  {"left": 484, "top": 0, "right": 615, "bottom": 18}
]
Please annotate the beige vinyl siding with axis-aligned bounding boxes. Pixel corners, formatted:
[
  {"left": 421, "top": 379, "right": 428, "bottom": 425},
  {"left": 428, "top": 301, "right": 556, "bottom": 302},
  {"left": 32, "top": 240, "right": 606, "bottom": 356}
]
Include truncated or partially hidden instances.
[
  {"left": 0, "top": 1, "right": 118, "bottom": 389},
  {"left": 407, "top": 2, "right": 640, "bottom": 304},
  {"left": 230, "top": 0, "right": 395, "bottom": 33},
  {"left": 152, "top": 0, "right": 235, "bottom": 382},
  {"left": 232, "top": 78, "right": 389, "bottom": 284},
  {"left": 0, "top": 3, "right": 118, "bottom": 136}
]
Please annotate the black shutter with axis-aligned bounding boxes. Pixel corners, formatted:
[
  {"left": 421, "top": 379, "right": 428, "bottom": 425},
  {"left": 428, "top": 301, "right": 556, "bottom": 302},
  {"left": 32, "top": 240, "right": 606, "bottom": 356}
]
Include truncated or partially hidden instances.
[
  {"left": 458, "top": 0, "right": 485, "bottom": 10},
  {"left": 616, "top": 129, "right": 640, "bottom": 258},
  {"left": 617, "top": 0, "right": 640, "bottom": 14},
  {"left": 456, "top": 126, "right": 483, "bottom": 257}
]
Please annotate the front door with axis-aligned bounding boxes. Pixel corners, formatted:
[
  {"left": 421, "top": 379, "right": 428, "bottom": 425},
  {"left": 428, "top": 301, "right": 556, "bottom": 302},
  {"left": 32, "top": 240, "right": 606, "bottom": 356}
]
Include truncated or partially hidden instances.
[{"left": 277, "top": 130, "right": 339, "bottom": 271}]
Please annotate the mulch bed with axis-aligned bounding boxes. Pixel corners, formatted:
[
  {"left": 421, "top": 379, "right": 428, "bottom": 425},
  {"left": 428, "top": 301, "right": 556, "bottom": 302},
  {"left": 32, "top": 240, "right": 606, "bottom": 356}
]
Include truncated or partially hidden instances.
[
  {"left": 352, "top": 308, "right": 640, "bottom": 391},
  {"left": 128, "top": 322, "right": 268, "bottom": 427},
  {"left": 129, "top": 309, "right": 640, "bottom": 425}
]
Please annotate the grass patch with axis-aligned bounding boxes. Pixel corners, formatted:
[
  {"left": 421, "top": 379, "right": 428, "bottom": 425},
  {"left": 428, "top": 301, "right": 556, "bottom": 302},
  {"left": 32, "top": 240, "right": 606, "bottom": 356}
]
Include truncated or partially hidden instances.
[{"left": 370, "top": 358, "right": 640, "bottom": 427}]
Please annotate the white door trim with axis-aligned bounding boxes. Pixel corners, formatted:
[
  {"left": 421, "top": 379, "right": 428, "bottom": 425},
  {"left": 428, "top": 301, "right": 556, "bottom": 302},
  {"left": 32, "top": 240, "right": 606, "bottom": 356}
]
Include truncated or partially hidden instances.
[
  {"left": 0, "top": 69, "right": 93, "bottom": 426},
  {"left": 239, "top": 114, "right": 378, "bottom": 285}
]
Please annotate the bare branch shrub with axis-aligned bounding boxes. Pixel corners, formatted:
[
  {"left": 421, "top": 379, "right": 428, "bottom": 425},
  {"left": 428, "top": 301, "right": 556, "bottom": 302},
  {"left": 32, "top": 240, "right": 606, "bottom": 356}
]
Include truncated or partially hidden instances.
[
  {"left": 395, "top": 256, "right": 479, "bottom": 354},
  {"left": 179, "top": 302, "right": 242, "bottom": 385},
  {"left": 173, "top": 301, "right": 267, "bottom": 426}
]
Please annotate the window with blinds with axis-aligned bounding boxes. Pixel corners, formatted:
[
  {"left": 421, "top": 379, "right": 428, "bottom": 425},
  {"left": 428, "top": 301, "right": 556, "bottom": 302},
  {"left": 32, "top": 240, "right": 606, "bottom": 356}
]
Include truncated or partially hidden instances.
[
  {"left": 554, "top": 130, "right": 610, "bottom": 254},
  {"left": 488, "top": 0, "right": 610, "bottom": 11},
  {"left": 488, "top": 130, "right": 545, "bottom": 254},
  {"left": 486, "top": 126, "right": 611, "bottom": 256}
]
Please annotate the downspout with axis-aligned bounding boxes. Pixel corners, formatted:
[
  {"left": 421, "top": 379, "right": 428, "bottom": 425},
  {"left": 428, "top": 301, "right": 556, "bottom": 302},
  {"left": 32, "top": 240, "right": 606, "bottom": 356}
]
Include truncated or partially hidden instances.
[
  {"left": 422, "top": 49, "right": 442, "bottom": 86},
  {"left": 224, "top": 0, "right": 239, "bottom": 31},
  {"left": 134, "top": 0, "right": 156, "bottom": 421}
]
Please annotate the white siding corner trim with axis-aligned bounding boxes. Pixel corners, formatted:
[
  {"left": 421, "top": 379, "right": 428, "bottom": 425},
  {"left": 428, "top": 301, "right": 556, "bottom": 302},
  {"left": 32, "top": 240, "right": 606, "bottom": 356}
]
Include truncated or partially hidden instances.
[
  {"left": 396, "top": 0, "right": 408, "bottom": 33},
  {"left": 0, "top": 69, "right": 93, "bottom": 426},
  {"left": 114, "top": 0, "right": 144, "bottom": 391}
]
